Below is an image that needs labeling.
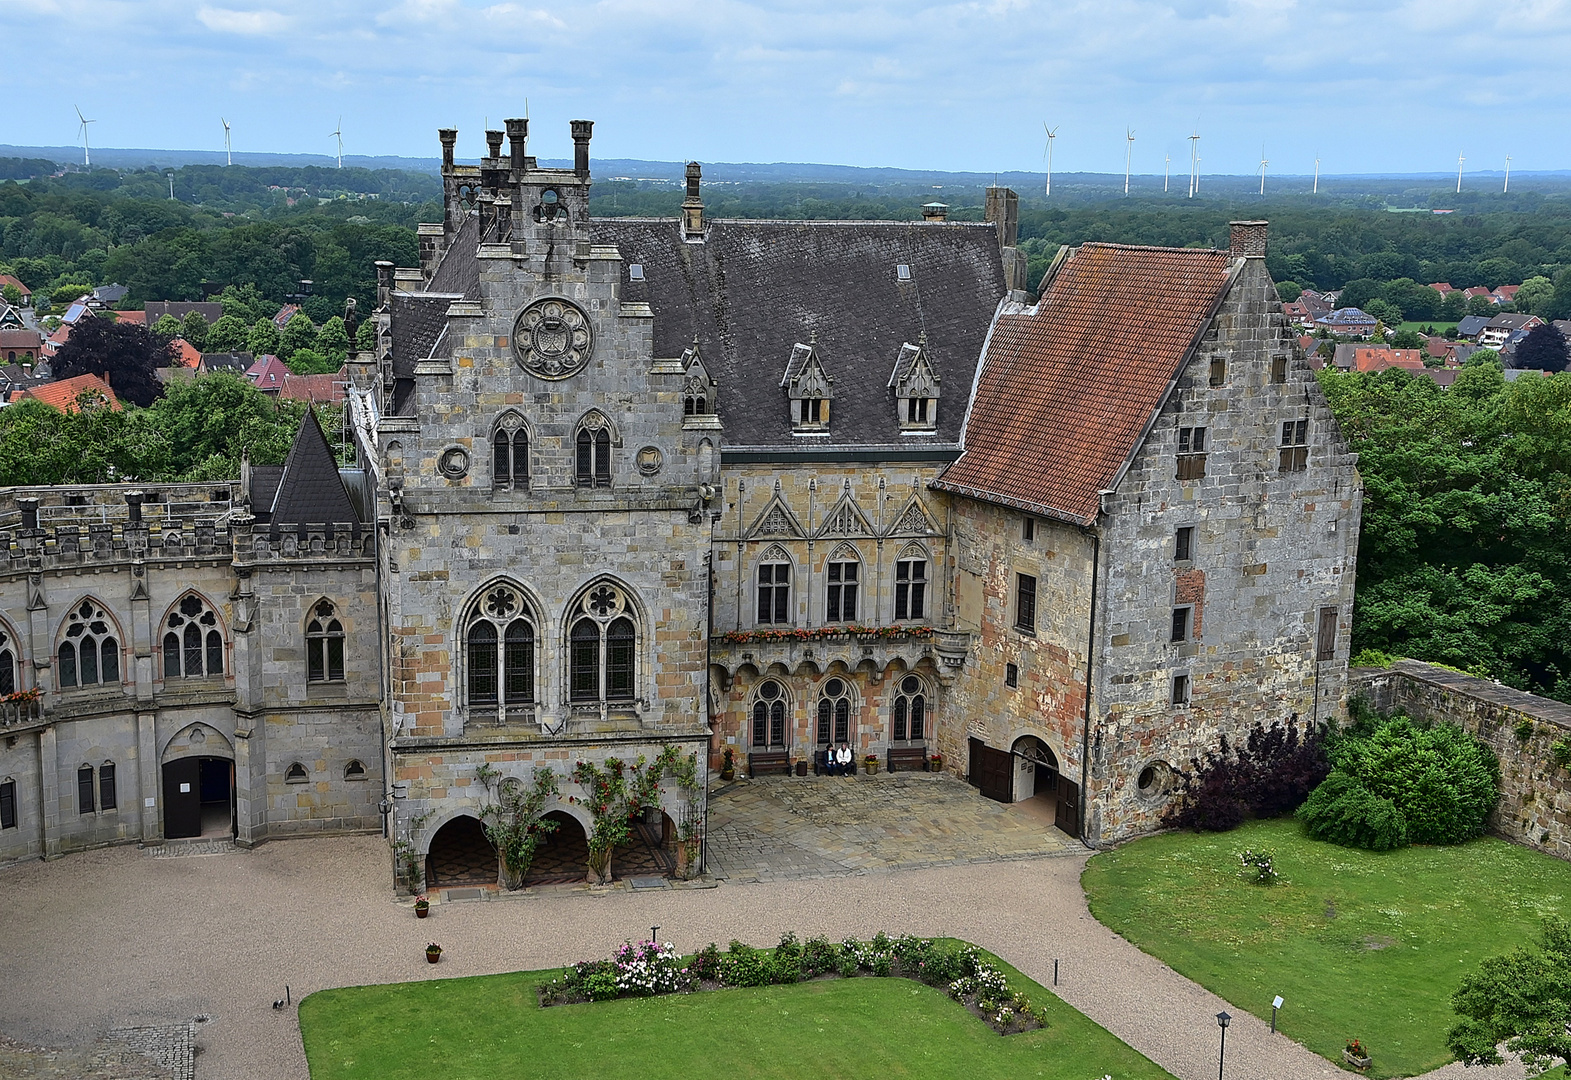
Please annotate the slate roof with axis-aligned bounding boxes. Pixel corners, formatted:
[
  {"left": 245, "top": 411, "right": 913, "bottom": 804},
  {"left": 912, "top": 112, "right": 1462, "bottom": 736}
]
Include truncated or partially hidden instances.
[
  {"left": 145, "top": 301, "right": 222, "bottom": 324},
  {"left": 248, "top": 466, "right": 285, "bottom": 520},
  {"left": 389, "top": 293, "right": 452, "bottom": 378},
  {"left": 92, "top": 284, "right": 128, "bottom": 306},
  {"left": 1456, "top": 314, "right": 1491, "bottom": 338},
  {"left": 1485, "top": 312, "right": 1540, "bottom": 331},
  {"left": 268, "top": 410, "right": 358, "bottom": 527},
  {"left": 427, "top": 214, "right": 479, "bottom": 295},
  {"left": 933, "top": 243, "right": 1234, "bottom": 526},
  {"left": 201, "top": 351, "right": 253, "bottom": 374},
  {"left": 592, "top": 218, "right": 1006, "bottom": 447}
]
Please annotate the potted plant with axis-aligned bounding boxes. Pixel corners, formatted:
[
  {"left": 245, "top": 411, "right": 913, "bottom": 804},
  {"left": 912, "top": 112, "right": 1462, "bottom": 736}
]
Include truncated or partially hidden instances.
[
  {"left": 720, "top": 747, "right": 735, "bottom": 782},
  {"left": 928, "top": 753, "right": 943, "bottom": 772},
  {"left": 795, "top": 758, "right": 808, "bottom": 777},
  {"left": 414, "top": 894, "right": 430, "bottom": 918},
  {"left": 426, "top": 942, "right": 442, "bottom": 964},
  {"left": 1343, "top": 1039, "right": 1370, "bottom": 1070},
  {"left": 863, "top": 754, "right": 879, "bottom": 775}
]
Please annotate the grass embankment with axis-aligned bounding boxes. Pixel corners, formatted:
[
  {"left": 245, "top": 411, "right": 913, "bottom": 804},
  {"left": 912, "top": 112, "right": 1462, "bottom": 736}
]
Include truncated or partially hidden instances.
[
  {"left": 1083, "top": 818, "right": 1571, "bottom": 1078},
  {"left": 299, "top": 947, "right": 1176, "bottom": 1080}
]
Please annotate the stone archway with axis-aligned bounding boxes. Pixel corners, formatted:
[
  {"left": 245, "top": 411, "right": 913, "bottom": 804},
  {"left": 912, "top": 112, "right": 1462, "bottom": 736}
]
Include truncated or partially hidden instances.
[
  {"left": 524, "top": 810, "right": 590, "bottom": 885},
  {"left": 425, "top": 815, "right": 496, "bottom": 887}
]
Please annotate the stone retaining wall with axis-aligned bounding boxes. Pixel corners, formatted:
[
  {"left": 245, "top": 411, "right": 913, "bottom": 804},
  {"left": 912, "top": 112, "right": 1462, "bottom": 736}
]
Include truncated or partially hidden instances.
[{"left": 1350, "top": 659, "right": 1571, "bottom": 860}]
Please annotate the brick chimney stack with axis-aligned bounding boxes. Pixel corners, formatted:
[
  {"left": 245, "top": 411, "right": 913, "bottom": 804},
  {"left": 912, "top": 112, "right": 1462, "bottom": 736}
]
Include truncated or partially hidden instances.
[
  {"left": 571, "top": 120, "right": 594, "bottom": 178},
  {"left": 485, "top": 129, "right": 504, "bottom": 161},
  {"left": 1229, "top": 220, "right": 1268, "bottom": 258},
  {"left": 682, "top": 162, "right": 704, "bottom": 239},
  {"left": 505, "top": 118, "right": 527, "bottom": 174},
  {"left": 438, "top": 128, "right": 457, "bottom": 172}
]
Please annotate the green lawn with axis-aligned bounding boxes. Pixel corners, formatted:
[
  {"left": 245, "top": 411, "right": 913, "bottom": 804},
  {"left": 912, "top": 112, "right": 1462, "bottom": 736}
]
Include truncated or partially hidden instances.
[
  {"left": 1396, "top": 321, "right": 1457, "bottom": 336},
  {"left": 299, "top": 948, "right": 1176, "bottom": 1080},
  {"left": 1083, "top": 819, "right": 1571, "bottom": 1078}
]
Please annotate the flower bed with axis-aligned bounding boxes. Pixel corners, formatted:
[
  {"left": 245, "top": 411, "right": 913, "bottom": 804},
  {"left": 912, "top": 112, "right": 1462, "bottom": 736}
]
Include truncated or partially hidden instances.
[
  {"left": 718, "top": 625, "right": 936, "bottom": 646},
  {"left": 538, "top": 933, "right": 1045, "bottom": 1036}
]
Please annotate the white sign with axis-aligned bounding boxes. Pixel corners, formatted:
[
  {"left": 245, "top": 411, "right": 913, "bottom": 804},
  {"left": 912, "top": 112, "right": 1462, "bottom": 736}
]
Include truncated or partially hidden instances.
[
  {"left": 179, "top": 783, "right": 191, "bottom": 793},
  {"left": 1273, "top": 996, "right": 1284, "bottom": 1009},
  {"left": 144, "top": 797, "right": 156, "bottom": 807}
]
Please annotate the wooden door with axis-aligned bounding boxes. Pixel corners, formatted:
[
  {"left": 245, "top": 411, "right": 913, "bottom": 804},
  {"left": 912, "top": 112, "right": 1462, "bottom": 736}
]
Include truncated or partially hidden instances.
[
  {"left": 1055, "top": 778, "right": 1080, "bottom": 838},
  {"left": 162, "top": 759, "right": 202, "bottom": 839},
  {"left": 968, "top": 738, "right": 1013, "bottom": 803}
]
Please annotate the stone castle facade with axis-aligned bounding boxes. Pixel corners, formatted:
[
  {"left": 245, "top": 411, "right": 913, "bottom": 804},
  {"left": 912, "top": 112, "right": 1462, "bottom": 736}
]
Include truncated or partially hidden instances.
[{"left": 0, "top": 118, "right": 1361, "bottom": 884}]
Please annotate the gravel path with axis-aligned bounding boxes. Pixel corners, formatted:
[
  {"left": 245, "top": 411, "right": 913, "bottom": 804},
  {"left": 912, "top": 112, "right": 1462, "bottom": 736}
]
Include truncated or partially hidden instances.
[{"left": 2, "top": 836, "right": 1526, "bottom": 1080}]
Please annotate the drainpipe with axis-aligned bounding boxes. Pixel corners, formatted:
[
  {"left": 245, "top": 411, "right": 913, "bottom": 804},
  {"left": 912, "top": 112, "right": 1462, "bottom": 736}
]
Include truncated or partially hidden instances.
[{"left": 1079, "top": 497, "right": 1109, "bottom": 846}]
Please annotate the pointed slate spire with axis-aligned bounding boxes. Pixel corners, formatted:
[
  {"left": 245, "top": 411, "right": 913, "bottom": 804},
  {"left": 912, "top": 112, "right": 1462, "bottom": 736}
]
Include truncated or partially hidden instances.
[{"left": 270, "top": 409, "right": 358, "bottom": 526}]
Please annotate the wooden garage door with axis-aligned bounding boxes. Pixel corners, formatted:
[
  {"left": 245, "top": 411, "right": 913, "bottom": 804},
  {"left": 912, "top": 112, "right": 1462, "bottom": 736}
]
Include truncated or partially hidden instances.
[{"left": 968, "top": 738, "right": 1012, "bottom": 803}]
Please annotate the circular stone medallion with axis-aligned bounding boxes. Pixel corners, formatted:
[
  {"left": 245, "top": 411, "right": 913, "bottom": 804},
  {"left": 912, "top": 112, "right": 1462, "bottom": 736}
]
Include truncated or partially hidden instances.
[
  {"left": 513, "top": 298, "right": 593, "bottom": 380},
  {"left": 636, "top": 446, "right": 664, "bottom": 476},
  {"left": 438, "top": 446, "right": 470, "bottom": 479}
]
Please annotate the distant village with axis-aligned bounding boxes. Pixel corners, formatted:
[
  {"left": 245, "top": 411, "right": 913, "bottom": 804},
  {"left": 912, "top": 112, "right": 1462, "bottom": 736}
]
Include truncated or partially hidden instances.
[
  {"left": 0, "top": 276, "right": 341, "bottom": 410},
  {"left": 1284, "top": 282, "right": 1563, "bottom": 387}
]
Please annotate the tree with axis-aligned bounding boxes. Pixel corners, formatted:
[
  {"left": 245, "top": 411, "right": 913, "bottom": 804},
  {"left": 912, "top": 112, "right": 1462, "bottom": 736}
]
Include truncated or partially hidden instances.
[
  {"left": 1449, "top": 918, "right": 1571, "bottom": 1074},
  {"left": 0, "top": 398, "right": 169, "bottom": 485},
  {"left": 51, "top": 315, "right": 173, "bottom": 407},
  {"left": 278, "top": 312, "right": 317, "bottom": 360},
  {"left": 1366, "top": 298, "right": 1404, "bottom": 325},
  {"left": 180, "top": 310, "right": 209, "bottom": 350},
  {"left": 215, "top": 282, "right": 278, "bottom": 326},
  {"left": 1, "top": 283, "right": 20, "bottom": 307},
  {"left": 145, "top": 370, "right": 307, "bottom": 478},
  {"left": 1514, "top": 322, "right": 1569, "bottom": 372},
  {"left": 1468, "top": 294, "right": 1497, "bottom": 316},
  {"left": 1276, "top": 281, "right": 1303, "bottom": 303},
  {"left": 286, "top": 347, "right": 338, "bottom": 375},
  {"left": 1440, "top": 291, "right": 1468, "bottom": 321},
  {"left": 1390, "top": 329, "right": 1424, "bottom": 349},
  {"left": 315, "top": 315, "right": 350, "bottom": 363},
  {"left": 151, "top": 313, "right": 183, "bottom": 340},
  {"left": 355, "top": 318, "right": 376, "bottom": 352},
  {"left": 1516, "top": 275, "right": 1555, "bottom": 315},
  {"left": 1464, "top": 348, "right": 1500, "bottom": 367},
  {"left": 206, "top": 313, "right": 249, "bottom": 353},
  {"left": 246, "top": 317, "right": 279, "bottom": 357},
  {"left": 1542, "top": 269, "right": 1571, "bottom": 322},
  {"left": 1338, "top": 277, "right": 1383, "bottom": 312}
]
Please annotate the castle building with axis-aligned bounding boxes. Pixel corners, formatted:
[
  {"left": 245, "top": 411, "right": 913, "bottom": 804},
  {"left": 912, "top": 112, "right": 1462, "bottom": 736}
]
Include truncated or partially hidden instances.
[{"left": 0, "top": 119, "right": 1360, "bottom": 883}]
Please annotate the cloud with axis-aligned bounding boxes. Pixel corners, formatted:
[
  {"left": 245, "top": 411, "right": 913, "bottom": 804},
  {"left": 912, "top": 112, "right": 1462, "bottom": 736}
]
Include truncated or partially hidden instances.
[{"left": 196, "top": 6, "right": 291, "bottom": 33}]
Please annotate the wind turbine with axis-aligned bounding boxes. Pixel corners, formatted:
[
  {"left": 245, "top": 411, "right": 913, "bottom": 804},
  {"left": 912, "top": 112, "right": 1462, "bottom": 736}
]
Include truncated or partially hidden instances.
[
  {"left": 1504, "top": 155, "right": 1511, "bottom": 194},
  {"left": 222, "top": 117, "right": 233, "bottom": 166},
  {"left": 1124, "top": 128, "right": 1135, "bottom": 196},
  {"left": 1456, "top": 152, "right": 1464, "bottom": 194},
  {"left": 331, "top": 117, "right": 344, "bottom": 169},
  {"left": 1313, "top": 152, "right": 1320, "bottom": 195},
  {"left": 74, "top": 106, "right": 96, "bottom": 167},
  {"left": 1258, "top": 146, "right": 1269, "bottom": 196},
  {"left": 1164, "top": 153, "right": 1171, "bottom": 193},
  {"left": 1043, "top": 123, "right": 1058, "bottom": 198},
  {"left": 1187, "top": 129, "right": 1200, "bottom": 198}
]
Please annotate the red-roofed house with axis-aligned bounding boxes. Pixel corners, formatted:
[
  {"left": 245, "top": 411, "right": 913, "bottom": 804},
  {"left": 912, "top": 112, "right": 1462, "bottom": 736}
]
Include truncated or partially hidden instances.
[
  {"left": 933, "top": 222, "right": 1361, "bottom": 840},
  {"left": 1351, "top": 347, "right": 1427, "bottom": 373},
  {"left": 280, "top": 371, "right": 347, "bottom": 405},
  {"left": 1492, "top": 285, "right": 1519, "bottom": 305},
  {"left": 247, "top": 354, "right": 292, "bottom": 393},
  {"left": 16, "top": 372, "right": 120, "bottom": 412},
  {"left": 169, "top": 338, "right": 202, "bottom": 370},
  {"left": 112, "top": 310, "right": 147, "bottom": 327},
  {"left": 0, "top": 275, "right": 31, "bottom": 304},
  {"left": 1427, "top": 282, "right": 1455, "bottom": 296},
  {"left": 0, "top": 328, "right": 42, "bottom": 363},
  {"left": 272, "top": 304, "right": 301, "bottom": 332},
  {"left": 1464, "top": 286, "right": 1495, "bottom": 303}
]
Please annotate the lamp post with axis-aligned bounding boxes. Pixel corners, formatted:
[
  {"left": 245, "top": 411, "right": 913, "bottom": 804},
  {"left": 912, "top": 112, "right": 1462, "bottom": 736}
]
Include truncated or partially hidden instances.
[
  {"left": 650, "top": 924, "right": 661, "bottom": 946},
  {"left": 1272, "top": 995, "right": 1283, "bottom": 1033},
  {"left": 1216, "top": 1011, "right": 1231, "bottom": 1080}
]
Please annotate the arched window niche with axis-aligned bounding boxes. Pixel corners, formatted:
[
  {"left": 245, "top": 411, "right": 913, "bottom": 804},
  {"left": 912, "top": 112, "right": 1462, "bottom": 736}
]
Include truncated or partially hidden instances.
[
  {"left": 464, "top": 582, "right": 538, "bottom": 714},
  {"left": 566, "top": 580, "right": 639, "bottom": 707}
]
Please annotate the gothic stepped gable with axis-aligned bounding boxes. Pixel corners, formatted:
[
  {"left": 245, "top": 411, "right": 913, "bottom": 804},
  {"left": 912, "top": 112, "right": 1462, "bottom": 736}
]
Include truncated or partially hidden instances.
[
  {"left": 936, "top": 243, "right": 1235, "bottom": 525},
  {"left": 268, "top": 409, "right": 360, "bottom": 527},
  {"left": 591, "top": 219, "right": 1006, "bottom": 447}
]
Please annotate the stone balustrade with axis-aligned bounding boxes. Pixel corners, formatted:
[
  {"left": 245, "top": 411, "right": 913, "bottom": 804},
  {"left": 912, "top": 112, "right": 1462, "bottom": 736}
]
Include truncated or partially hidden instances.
[{"left": 710, "top": 626, "right": 971, "bottom": 685}]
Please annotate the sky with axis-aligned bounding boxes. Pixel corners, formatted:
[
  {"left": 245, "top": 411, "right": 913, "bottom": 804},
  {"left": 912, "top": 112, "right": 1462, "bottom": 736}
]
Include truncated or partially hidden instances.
[{"left": 10, "top": 0, "right": 1571, "bottom": 176}]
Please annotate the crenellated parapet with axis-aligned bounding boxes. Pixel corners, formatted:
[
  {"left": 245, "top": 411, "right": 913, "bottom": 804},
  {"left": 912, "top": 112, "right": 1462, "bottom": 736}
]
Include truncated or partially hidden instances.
[{"left": 0, "top": 520, "right": 371, "bottom": 574}]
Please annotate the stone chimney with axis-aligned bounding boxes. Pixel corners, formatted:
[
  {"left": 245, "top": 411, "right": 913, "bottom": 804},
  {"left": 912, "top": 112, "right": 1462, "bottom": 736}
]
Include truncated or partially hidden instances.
[
  {"left": 1229, "top": 220, "right": 1268, "bottom": 259},
  {"left": 18, "top": 496, "right": 38, "bottom": 531},
  {"left": 438, "top": 128, "right": 457, "bottom": 172},
  {"left": 921, "top": 202, "right": 948, "bottom": 223},
  {"left": 571, "top": 120, "right": 594, "bottom": 178},
  {"left": 125, "top": 490, "right": 144, "bottom": 524},
  {"left": 682, "top": 162, "right": 704, "bottom": 239},
  {"left": 985, "top": 186, "right": 1018, "bottom": 249},
  {"left": 486, "top": 129, "right": 505, "bottom": 161},
  {"left": 505, "top": 118, "right": 528, "bottom": 174},
  {"left": 374, "top": 260, "right": 395, "bottom": 310}
]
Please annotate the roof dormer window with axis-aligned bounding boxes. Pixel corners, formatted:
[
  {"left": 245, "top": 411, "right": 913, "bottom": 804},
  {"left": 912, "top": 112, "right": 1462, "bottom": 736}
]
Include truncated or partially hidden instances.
[
  {"left": 681, "top": 339, "right": 718, "bottom": 426},
  {"left": 888, "top": 335, "right": 939, "bottom": 433},
  {"left": 783, "top": 333, "right": 833, "bottom": 434}
]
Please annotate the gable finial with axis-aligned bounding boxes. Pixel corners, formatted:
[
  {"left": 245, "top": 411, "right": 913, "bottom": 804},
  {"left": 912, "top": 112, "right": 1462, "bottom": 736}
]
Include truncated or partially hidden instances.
[{"left": 809, "top": 329, "right": 818, "bottom": 346}]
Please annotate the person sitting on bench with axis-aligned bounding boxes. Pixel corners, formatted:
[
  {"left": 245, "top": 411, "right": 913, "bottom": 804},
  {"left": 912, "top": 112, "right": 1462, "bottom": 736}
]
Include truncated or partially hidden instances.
[
  {"left": 819, "top": 746, "right": 836, "bottom": 775},
  {"left": 836, "top": 743, "right": 854, "bottom": 775}
]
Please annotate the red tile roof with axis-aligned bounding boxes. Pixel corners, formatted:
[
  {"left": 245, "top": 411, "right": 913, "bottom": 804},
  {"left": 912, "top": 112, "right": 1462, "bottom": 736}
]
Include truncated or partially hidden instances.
[
  {"left": 170, "top": 338, "right": 202, "bottom": 369},
  {"left": 1352, "top": 347, "right": 1427, "bottom": 372},
  {"left": 19, "top": 372, "right": 120, "bottom": 412},
  {"left": 280, "top": 372, "right": 347, "bottom": 404},
  {"left": 0, "top": 275, "right": 30, "bottom": 297},
  {"left": 935, "top": 243, "right": 1234, "bottom": 525},
  {"left": 246, "top": 354, "right": 292, "bottom": 390},
  {"left": 112, "top": 310, "right": 147, "bottom": 326}
]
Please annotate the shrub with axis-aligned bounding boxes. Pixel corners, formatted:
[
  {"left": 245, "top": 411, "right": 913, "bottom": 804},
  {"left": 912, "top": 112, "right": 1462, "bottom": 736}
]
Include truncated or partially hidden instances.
[
  {"left": 1239, "top": 848, "right": 1279, "bottom": 885},
  {"left": 1164, "top": 720, "right": 1329, "bottom": 832},
  {"left": 802, "top": 935, "right": 838, "bottom": 977},
  {"left": 612, "top": 940, "right": 691, "bottom": 997},
  {"left": 689, "top": 942, "right": 722, "bottom": 983},
  {"left": 1553, "top": 739, "right": 1571, "bottom": 771},
  {"left": 1515, "top": 719, "right": 1536, "bottom": 743},
  {"left": 720, "top": 941, "right": 774, "bottom": 987},
  {"left": 1350, "top": 649, "right": 1395, "bottom": 668},
  {"left": 1298, "top": 712, "right": 1499, "bottom": 849}
]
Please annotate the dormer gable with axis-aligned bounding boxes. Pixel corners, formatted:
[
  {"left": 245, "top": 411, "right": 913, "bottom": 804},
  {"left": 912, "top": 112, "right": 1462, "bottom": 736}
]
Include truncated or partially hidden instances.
[
  {"left": 681, "top": 339, "right": 716, "bottom": 418},
  {"left": 888, "top": 334, "right": 940, "bottom": 431},
  {"left": 782, "top": 332, "right": 834, "bottom": 432}
]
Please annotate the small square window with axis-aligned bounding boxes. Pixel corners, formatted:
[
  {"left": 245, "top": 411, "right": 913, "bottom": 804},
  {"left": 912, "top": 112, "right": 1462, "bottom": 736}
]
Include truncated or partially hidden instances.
[
  {"left": 1171, "top": 674, "right": 1190, "bottom": 706},
  {"left": 1178, "top": 426, "right": 1207, "bottom": 453},
  {"left": 1317, "top": 605, "right": 1338, "bottom": 662},
  {"left": 1170, "top": 606, "right": 1192, "bottom": 643},
  {"left": 1271, "top": 356, "right": 1288, "bottom": 384},
  {"left": 1005, "top": 662, "right": 1019, "bottom": 688},
  {"left": 1209, "top": 358, "right": 1225, "bottom": 386},
  {"left": 1022, "top": 518, "right": 1035, "bottom": 542},
  {"left": 897, "top": 264, "right": 911, "bottom": 281},
  {"left": 1279, "top": 419, "right": 1309, "bottom": 472},
  {"left": 628, "top": 263, "right": 645, "bottom": 281},
  {"left": 1015, "top": 574, "right": 1037, "bottom": 635},
  {"left": 1175, "top": 526, "right": 1194, "bottom": 562}
]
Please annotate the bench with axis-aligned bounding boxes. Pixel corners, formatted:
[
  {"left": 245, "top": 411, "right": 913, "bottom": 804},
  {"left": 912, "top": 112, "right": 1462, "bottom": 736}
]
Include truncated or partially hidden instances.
[
  {"left": 747, "top": 750, "right": 792, "bottom": 777},
  {"left": 887, "top": 746, "right": 930, "bottom": 773}
]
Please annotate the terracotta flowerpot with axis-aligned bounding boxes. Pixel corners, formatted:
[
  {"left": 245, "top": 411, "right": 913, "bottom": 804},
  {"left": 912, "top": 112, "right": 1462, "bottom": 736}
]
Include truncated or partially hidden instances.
[
  {"left": 426, "top": 951, "right": 441, "bottom": 964},
  {"left": 415, "top": 906, "right": 429, "bottom": 919},
  {"left": 720, "top": 768, "right": 735, "bottom": 781}
]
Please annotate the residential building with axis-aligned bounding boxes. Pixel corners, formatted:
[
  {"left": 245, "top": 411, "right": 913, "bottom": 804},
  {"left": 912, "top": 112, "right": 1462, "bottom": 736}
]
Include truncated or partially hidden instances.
[
  {"left": 1313, "top": 307, "right": 1379, "bottom": 338},
  {"left": 1479, "top": 313, "right": 1543, "bottom": 348}
]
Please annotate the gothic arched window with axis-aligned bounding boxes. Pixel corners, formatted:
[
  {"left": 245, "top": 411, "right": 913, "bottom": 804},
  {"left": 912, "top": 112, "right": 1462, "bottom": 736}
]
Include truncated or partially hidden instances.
[
  {"left": 892, "top": 674, "right": 927, "bottom": 743},
  {"left": 894, "top": 546, "right": 929, "bottom": 621},
  {"left": 465, "top": 584, "right": 535, "bottom": 707},
  {"left": 58, "top": 599, "right": 120, "bottom": 689},
  {"left": 756, "top": 548, "right": 792, "bottom": 625},
  {"left": 0, "top": 625, "right": 16, "bottom": 696},
  {"left": 751, "top": 679, "right": 788, "bottom": 748},
  {"left": 815, "top": 677, "right": 854, "bottom": 746},
  {"left": 306, "top": 600, "right": 345, "bottom": 682},
  {"left": 492, "top": 413, "right": 529, "bottom": 490},
  {"left": 825, "top": 545, "right": 861, "bottom": 623},
  {"left": 567, "top": 582, "right": 637, "bottom": 704},
  {"left": 163, "top": 594, "right": 224, "bottom": 679},
  {"left": 575, "top": 414, "right": 612, "bottom": 488}
]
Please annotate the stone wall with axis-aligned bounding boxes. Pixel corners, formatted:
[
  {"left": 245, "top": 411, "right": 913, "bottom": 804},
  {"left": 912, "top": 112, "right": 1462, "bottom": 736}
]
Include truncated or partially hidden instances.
[{"left": 1351, "top": 660, "right": 1571, "bottom": 860}]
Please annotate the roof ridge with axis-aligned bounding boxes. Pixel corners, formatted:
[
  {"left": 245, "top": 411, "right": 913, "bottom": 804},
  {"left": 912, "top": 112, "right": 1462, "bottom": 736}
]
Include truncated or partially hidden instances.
[{"left": 1073, "top": 241, "right": 1229, "bottom": 255}]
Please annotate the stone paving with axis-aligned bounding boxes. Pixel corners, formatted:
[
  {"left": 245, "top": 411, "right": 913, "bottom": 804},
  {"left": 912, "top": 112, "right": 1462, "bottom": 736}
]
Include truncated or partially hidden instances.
[{"left": 704, "top": 770, "right": 1082, "bottom": 880}]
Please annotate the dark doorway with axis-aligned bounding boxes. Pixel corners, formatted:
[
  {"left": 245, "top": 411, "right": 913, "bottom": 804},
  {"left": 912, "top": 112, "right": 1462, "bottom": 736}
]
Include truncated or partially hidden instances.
[
  {"left": 969, "top": 738, "right": 1013, "bottom": 803},
  {"left": 162, "top": 756, "right": 234, "bottom": 840},
  {"left": 525, "top": 810, "right": 589, "bottom": 885},
  {"left": 1056, "top": 779, "right": 1080, "bottom": 837},
  {"left": 426, "top": 816, "right": 497, "bottom": 887}
]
